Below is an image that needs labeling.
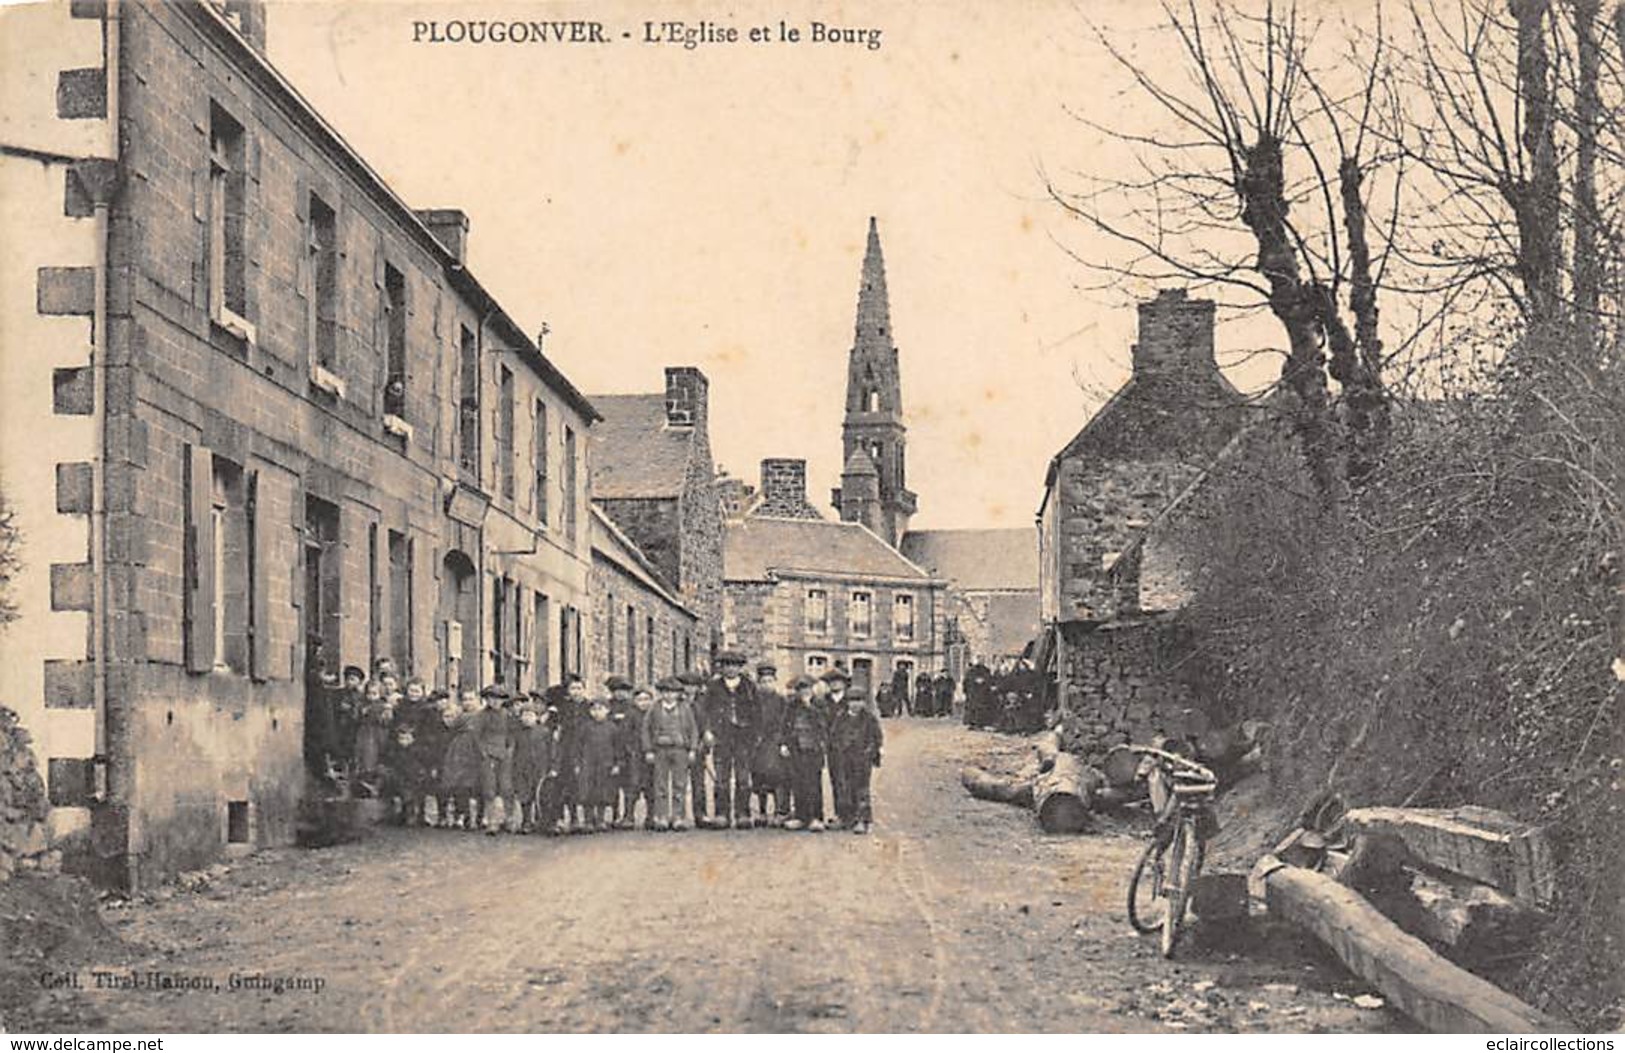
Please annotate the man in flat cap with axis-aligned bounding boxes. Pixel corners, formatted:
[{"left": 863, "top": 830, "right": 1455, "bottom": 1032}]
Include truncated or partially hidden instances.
[
  {"left": 604, "top": 675, "right": 637, "bottom": 828},
  {"left": 750, "top": 662, "right": 790, "bottom": 826},
  {"left": 820, "top": 667, "right": 853, "bottom": 825},
  {"left": 701, "top": 650, "right": 760, "bottom": 828}
]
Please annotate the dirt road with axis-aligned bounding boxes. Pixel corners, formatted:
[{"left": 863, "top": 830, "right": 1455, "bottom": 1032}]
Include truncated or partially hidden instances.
[{"left": 71, "top": 720, "right": 1398, "bottom": 1032}]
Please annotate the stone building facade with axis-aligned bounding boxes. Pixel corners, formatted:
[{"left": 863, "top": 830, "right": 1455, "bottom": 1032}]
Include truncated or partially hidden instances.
[
  {"left": 587, "top": 506, "right": 700, "bottom": 690},
  {"left": 901, "top": 530, "right": 1041, "bottom": 670},
  {"left": 1035, "top": 289, "right": 1247, "bottom": 750},
  {"left": 723, "top": 460, "right": 948, "bottom": 695},
  {"left": 588, "top": 367, "right": 724, "bottom": 664},
  {"left": 0, "top": 0, "right": 598, "bottom": 888}
]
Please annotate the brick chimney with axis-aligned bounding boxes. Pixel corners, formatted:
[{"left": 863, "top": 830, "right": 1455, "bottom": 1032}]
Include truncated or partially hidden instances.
[
  {"left": 415, "top": 208, "right": 470, "bottom": 264},
  {"left": 215, "top": 0, "right": 268, "bottom": 51},
  {"left": 758, "top": 459, "right": 811, "bottom": 516},
  {"left": 1132, "top": 289, "right": 1217, "bottom": 377},
  {"left": 664, "top": 367, "right": 708, "bottom": 428}
]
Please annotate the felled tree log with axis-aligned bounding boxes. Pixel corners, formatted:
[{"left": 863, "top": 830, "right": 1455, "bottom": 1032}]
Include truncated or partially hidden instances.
[
  {"left": 1257, "top": 857, "right": 1566, "bottom": 1032},
  {"left": 1102, "top": 745, "right": 1141, "bottom": 787},
  {"left": 1343, "top": 806, "right": 1555, "bottom": 908},
  {"left": 1402, "top": 868, "right": 1548, "bottom": 961},
  {"left": 959, "top": 766, "right": 1033, "bottom": 807},
  {"left": 1032, "top": 753, "right": 1105, "bottom": 834}
]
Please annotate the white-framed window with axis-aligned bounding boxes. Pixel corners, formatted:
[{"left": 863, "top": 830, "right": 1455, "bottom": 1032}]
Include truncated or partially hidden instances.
[
  {"left": 805, "top": 588, "right": 828, "bottom": 635},
  {"left": 208, "top": 103, "right": 248, "bottom": 330},
  {"left": 893, "top": 592, "right": 915, "bottom": 642},
  {"left": 805, "top": 653, "right": 829, "bottom": 675},
  {"left": 849, "top": 590, "right": 873, "bottom": 638}
]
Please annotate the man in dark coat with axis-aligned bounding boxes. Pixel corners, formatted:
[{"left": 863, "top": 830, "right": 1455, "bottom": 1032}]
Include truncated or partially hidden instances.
[
  {"left": 890, "top": 665, "right": 912, "bottom": 718},
  {"left": 749, "top": 662, "right": 790, "bottom": 826},
  {"left": 829, "top": 686, "right": 884, "bottom": 834},
  {"left": 604, "top": 675, "right": 637, "bottom": 827},
  {"left": 701, "top": 651, "right": 759, "bottom": 828},
  {"left": 965, "top": 661, "right": 994, "bottom": 728},
  {"left": 820, "top": 667, "right": 853, "bottom": 824},
  {"left": 934, "top": 672, "right": 956, "bottom": 719},
  {"left": 545, "top": 675, "right": 588, "bottom": 832}
]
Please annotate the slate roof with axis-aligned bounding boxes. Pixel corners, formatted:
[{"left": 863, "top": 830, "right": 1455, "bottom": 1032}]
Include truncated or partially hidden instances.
[
  {"left": 724, "top": 517, "right": 936, "bottom": 583},
  {"left": 588, "top": 394, "right": 695, "bottom": 500},
  {"left": 843, "top": 447, "right": 878, "bottom": 476},
  {"left": 900, "top": 529, "right": 1039, "bottom": 592}
]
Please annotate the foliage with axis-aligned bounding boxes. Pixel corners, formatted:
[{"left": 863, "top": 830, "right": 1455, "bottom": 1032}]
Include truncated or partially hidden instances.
[{"left": 0, "top": 489, "right": 19, "bottom": 628}]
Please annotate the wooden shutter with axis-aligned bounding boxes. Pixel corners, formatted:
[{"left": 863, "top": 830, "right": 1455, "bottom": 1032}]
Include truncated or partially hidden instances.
[{"left": 184, "top": 443, "right": 216, "bottom": 673}]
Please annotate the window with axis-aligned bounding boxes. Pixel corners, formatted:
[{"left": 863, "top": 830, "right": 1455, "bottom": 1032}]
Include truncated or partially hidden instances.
[
  {"left": 497, "top": 365, "right": 515, "bottom": 501},
  {"left": 533, "top": 592, "right": 551, "bottom": 687},
  {"left": 806, "top": 654, "right": 829, "bottom": 675},
  {"left": 208, "top": 103, "right": 247, "bottom": 326},
  {"left": 185, "top": 450, "right": 249, "bottom": 674},
  {"left": 563, "top": 425, "right": 579, "bottom": 542},
  {"left": 607, "top": 591, "right": 617, "bottom": 672},
  {"left": 491, "top": 576, "right": 517, "bottom": 687},
  {"left": 805, "top": 588, "right": 828, "bottom": 635},
  {"left": 513, "top": 584, "right": 527, "bottom": 690},
  {"left": 307, "top": 193, "right": 337, "bottom": 371},
  {"left": 626, "top": 604, "right": 637, "bottom": 678},
  {"left": 850, "top": 590, "right": 873, "bottom": 638},
  {"left": 683, "top": 633, "right": 693, "bottom": 672},
  {"left": 458, "top": 326, "right": 479, "bottom": 476},
  {"left": 646, "top": 615, "right": 656, "bottom": 683},
  {"left": 382, "top": 264, "right": 407, "bottom": 418},
  {"left": 388, "top": 531, "right": 412, "bottom": 672},
  {"left": 368, "top": 524, "right": 381, "bottom": 670},
  {"left": 533, "top": 399, "right": 549, "bottom": 526},
  {"left": 672, "top": 627, "right": 681, "bottom": 675},
  {"left": 893, "top": 593, "right": 915, "bottom": 642}
]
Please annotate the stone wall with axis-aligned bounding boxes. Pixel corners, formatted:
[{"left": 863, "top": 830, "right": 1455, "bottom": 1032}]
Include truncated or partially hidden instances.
[
  {"left": 1054, "top": 616, "right": 1216, "bottom": 764},
  {"left": 0, "top": 707, "right": 54, "bottom": 882},
  {"left": 587, "top": 552, "right": 699, "bottom": 691}
]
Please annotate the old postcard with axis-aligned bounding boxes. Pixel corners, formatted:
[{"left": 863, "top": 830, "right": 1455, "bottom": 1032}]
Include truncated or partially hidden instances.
[{"left": 0, "top": 0, "right": 1619, "bottom": 1037}]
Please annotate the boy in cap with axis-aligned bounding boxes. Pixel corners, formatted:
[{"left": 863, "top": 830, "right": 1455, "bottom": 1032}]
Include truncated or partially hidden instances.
[
  {"left": 677, "top": 670, "right": 710, "bottom": 826},
  {"left": 550, "top": 675, "right": 589, "bottom": 834},
  {"left": 750, "top": 662, "right": 790, "bottom": 826},
  {"left": 701, "top": 650, "right": 759, "bottom": 828},
  {"left": 574, "top": 697, "right": 620, "bottom": 832},
  {"left": 510, "top": 702, "right": 556, "bottom": 834},
  {"left": 829, "top": 686, "right": 884, "bottom": 834},
  {"left": 781, "top": 675, "right": 829, "bottom": 832},
  {"left": 643, "top": 676, "right": 700, "bottom": 830},
  {"left": 603, "top": 676, "right": 637, "bottom": 827},
  {"left": 620, "top": 687, "right": 657, "bottom": 829},
  {"left": 471, "top": 685, "right": 515, "bottom": 834}
]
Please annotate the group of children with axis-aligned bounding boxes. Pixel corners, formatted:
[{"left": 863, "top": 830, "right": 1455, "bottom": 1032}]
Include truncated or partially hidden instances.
[{"left": 304, "top": 651, "right": 885, "bottom": 836}]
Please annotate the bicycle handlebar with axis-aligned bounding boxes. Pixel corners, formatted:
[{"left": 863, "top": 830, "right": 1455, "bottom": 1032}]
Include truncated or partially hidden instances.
[{"left": 1128, "top": 745, "right": 1217, "bottom": 784}]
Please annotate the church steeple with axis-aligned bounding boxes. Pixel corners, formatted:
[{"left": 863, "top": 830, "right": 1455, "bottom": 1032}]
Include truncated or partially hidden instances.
[{"left": 833, "top": 217, "right": 916, "bottom": 546}]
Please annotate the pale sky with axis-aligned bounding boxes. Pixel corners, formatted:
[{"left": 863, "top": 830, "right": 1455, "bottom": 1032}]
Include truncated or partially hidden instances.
[{"left": 265, "top": 0, "right": 1289, "bottom": 529}]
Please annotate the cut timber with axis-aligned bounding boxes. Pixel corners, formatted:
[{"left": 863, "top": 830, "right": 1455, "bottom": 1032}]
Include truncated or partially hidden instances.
[
  {"left": 1032, "top": 753, "right": 1104, "bottom": 834},
  {"left": 1102, "top": 745, "right": 1141, "bottom": 787},
  {"left": 959, "top": 766, "right": 1033, "bottom": 807},
  {"left": 1034, "top": 730, "right": 1063, "bottom": 772},
  {"left": 1344, "top": 807, "right": 1555, "bottom": 908},
  {"left": 1262, "top": 862, "right": 1565, "bottom": 1032},
  {"left": 1401, "top": 868, "right": 1547, "bottom": 961}
]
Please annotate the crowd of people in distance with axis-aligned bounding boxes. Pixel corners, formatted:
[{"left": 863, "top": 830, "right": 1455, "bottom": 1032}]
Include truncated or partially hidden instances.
[{"left": 302, "top": 650, "right": 887, "bottom": 836}]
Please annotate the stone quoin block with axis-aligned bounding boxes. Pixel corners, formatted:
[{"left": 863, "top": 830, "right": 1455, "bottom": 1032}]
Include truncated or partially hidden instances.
[
  {"left": 43, "top": 660, "right": 94, "bottom": 709},
  {"left": 69, "top": 0, "right": 107, "bottom": 18},
  {"left": 53, "top": 368, "right": 94, "bottom": 416},
  {"left": 56, "top": 462, "right": 94, "bottom": 513},
  {"left": 50, "top": 562, "right": 94, "bottom": 611},
  {"left": 37, "top": 267, "right": 95, "bottom": 316},
  {"left": 57, "top": 68, "right": 107, "bottom": 119}
]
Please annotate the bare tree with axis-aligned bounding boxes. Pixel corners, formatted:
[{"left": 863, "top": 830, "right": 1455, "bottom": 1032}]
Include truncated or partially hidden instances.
[{"left": 1048, "top": 0, "right": 1397, "bottom": 499}]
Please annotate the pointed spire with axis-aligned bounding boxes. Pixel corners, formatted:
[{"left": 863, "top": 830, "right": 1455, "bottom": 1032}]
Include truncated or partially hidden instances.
[{"left": 855, "top": 216, "right": 891, "bottom": 344}]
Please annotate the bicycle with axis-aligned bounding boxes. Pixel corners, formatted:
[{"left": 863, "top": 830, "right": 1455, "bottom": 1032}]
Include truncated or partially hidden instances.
[{"left": 1125, "top": 742, "right": 1220, "bottom": 958}]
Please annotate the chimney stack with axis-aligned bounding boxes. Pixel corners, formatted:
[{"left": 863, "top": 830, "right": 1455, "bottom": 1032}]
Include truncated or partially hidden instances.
[
  {"left": 415, "top": 208, "right": 470, "bottom": 264},
  {"left": 1132, "top": 289, "right": 1217, "bottom": 377},
  {"left": 215, "top": 0, "right": 268, "bottom": 51},
  {"left": 664, "top": 366, "right": 708, "bottom": 428},
  {"left": 757, "top": 459, "right": 811, "bottom": 516}
]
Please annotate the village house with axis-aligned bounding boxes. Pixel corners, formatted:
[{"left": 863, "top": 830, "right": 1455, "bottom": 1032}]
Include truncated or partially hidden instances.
[
  {"left": 900, "top": 529, "right": 1040, "bottom": 670},
  {"left": 1035, "top": 288, "right": 1248, "bottom": 755},
  {"left": 0, "top": 0, "right": 600, "bottom": 888},
  {"left": 587, "top": 506, "right": 701, "bottom": 689},
  {"left": 587, "top": 367, "right": 724, "bottom": 665},
  {"left": 723, "top": 459, "right": 949, "bottom": 694}
]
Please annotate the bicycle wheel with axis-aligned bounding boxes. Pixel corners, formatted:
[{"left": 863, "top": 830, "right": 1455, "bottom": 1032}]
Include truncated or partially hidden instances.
[
  {"left": 1160, "top": 820, "right": 1200, "bottom": 958},
  {"left": 1127, "top": 830, "right": 1170, "bottom": 934}
]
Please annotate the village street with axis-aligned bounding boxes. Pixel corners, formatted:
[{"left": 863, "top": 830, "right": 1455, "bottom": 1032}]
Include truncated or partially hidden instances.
[{"left": 76, "top": 721, "right": 1397, "bottom": 1033}]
